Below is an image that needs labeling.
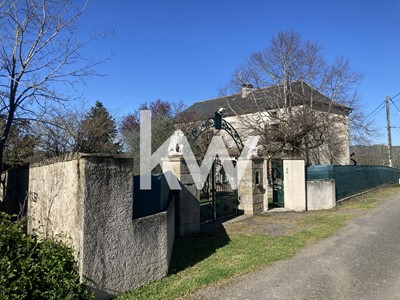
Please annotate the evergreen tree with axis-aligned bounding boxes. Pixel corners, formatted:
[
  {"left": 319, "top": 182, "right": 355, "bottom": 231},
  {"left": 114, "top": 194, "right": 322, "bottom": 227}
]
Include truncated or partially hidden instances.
[{"left": 77, "top": 101, "right": 122, "bottom": 154}]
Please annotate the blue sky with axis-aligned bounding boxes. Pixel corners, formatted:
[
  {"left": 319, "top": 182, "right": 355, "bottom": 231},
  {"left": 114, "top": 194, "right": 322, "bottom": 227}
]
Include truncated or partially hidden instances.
[{"left": 77, "top": 0, "right": 400, "bottom": 145}]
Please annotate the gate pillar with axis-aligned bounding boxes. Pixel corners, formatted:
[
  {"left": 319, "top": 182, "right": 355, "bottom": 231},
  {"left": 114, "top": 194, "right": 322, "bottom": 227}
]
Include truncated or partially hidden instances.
[
  {"left": 163, "top": 155, "right": 200, "bottom": 236},
  {"left": 283, "top": 158, "right": 306, "bottom": 211},
  {"left": 238, "top": 157, "right": 265, "bottom": 215}
]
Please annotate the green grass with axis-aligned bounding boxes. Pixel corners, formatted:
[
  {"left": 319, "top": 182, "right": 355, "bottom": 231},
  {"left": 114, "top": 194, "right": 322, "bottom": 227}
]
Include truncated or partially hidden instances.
[
  {"left": 337, "top": 186, "right": 397, "bottom": 210},
  {"left": 117, "top": 186, "right": 400, "bottom": 300}
]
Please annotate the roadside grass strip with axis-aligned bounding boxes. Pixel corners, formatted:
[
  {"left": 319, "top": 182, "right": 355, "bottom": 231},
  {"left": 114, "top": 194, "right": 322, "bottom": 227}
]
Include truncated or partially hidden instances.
[{"left": 117, "top": 186, "right": 400, "bottom": 300}]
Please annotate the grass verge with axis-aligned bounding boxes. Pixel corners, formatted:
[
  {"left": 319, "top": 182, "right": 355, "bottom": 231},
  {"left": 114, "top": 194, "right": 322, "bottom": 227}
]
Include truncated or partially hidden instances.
[{"left": 117, "top": 185, "right": 400, "bottom": 300}]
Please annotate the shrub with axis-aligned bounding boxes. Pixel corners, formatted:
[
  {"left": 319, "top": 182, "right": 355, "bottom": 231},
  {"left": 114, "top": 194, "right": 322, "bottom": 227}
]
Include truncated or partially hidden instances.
[{"left": 0, "top": 212, "right": 93, "bottom": 299}]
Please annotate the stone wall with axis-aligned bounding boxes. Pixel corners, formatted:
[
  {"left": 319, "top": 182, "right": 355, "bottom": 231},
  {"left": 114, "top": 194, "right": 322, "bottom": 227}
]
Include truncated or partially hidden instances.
[
  {"left": 27, "top": 153, "right": 175, "bottom": 299},
  {"left": 28, "top": 153, "right": 84, "bottom": 251}
]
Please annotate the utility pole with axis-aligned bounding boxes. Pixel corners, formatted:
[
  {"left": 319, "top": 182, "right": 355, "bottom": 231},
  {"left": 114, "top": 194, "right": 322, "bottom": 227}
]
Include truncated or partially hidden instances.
[{"left": 386, "top": 96, "right": 393, "bottom": 167}]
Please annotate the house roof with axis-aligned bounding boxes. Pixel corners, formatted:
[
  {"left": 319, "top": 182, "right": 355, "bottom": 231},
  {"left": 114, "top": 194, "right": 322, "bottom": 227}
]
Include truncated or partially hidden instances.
[{"left": 181, "top": 81, "right": 351, "bottom": 121}]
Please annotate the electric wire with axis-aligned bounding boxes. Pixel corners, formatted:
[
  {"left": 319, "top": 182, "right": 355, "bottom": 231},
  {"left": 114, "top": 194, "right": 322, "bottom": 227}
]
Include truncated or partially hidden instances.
[
  {"left": 362, "top": 100, "right": 385, "bottom": 123},
  {"left": 362, "top": 91, "right": 400, "bottom": 123},
  {"left": 391, "top": 91, "right": 400, "bottom": 102},
  {"left": 390, "top": 98, "right": 400, "bottom": 115}
]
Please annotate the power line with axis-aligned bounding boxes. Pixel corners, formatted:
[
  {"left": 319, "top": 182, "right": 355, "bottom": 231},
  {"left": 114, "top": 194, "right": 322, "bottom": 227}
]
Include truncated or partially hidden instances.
[
  {"left": 392, "top": 91, "right": 400, "bottom": 103},
  {"left": 362, "top": 100, "right": 385, "bottom": 122},
  {"left": 392, "top": 91, "right": 400, "bottom": 99},
  {"left": 390, "top": 98, "right": 400, "bottom": 114},
  {"left": 363, "top": 100, "right": 385, "bottom": 122},
  {"left": 362, "top": 91, "right": 400, "bottom": 123}
]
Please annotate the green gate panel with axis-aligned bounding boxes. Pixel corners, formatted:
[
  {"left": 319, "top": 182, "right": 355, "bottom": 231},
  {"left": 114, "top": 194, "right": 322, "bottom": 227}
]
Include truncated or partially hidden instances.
[
  {"left": 273, "top": 189, "right": 284, "bottom": 207},
  {"left": 133, "top": 173, "right": 171, "bottom": 218},
  {"left": 216, "top": 191, "right": 238, "bottom": 219},
  {"left": 271, "top": 160, "right": 284, "bottom": 207}
]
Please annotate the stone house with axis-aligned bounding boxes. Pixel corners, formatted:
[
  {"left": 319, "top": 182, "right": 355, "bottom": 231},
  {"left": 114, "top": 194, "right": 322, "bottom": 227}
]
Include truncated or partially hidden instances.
[
  {"left": 175, "top": 80, "right": 351, "bottom": 166},
  {"left": 166, "top": 81, "right": 351, "bottom": 214}
]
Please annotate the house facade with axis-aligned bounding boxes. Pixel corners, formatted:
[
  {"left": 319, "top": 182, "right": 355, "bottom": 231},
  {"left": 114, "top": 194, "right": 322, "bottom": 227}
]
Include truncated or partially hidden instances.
[{"left": 173, "top": 81, "right": 351, "bottom": 166}]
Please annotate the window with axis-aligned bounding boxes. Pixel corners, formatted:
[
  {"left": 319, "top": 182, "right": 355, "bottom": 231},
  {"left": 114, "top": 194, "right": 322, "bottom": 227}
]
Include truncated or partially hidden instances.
[{"left": 255, "top": 171, "right": 260, "bottom": 185}]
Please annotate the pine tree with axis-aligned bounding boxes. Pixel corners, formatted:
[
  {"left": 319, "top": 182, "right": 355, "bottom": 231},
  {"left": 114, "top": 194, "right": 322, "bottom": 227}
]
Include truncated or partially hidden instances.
[{"left": 77, "top": 101, "right": 122, "bottom": 154}]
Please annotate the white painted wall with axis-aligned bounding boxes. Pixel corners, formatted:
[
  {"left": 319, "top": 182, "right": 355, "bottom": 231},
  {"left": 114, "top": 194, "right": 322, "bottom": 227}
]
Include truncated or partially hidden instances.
[{"left": 283, "top": 159, "right": 306, "bottom": 211}]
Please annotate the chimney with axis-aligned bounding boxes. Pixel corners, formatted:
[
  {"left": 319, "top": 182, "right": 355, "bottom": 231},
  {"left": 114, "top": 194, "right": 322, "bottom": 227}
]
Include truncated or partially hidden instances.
[{"left": 241, "top": 83, "right": 253, "bottom": 98}]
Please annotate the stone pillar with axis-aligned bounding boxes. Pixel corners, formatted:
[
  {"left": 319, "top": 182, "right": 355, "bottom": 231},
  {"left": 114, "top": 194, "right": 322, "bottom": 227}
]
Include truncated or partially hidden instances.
[
  {"left": 164, "top": 155, "right": 200, "bottom": 236},
  {"left": 263, "top": 159, "right": 272, "bottom": 212},
  {"left": 238, "top": 157, "right": 265, "bottom": 215},
  {"left": 283, "top": 159, "right": 306, "bottom": 211}
]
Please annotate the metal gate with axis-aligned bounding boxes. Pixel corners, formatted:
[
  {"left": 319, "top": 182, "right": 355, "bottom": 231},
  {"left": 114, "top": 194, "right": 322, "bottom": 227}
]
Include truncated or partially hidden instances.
[
  {"left": 200, "top": 157, "right": 238, "bottom": 224},
  {"left": 271, "top": 159, "right": 284, "bottom": 207}
]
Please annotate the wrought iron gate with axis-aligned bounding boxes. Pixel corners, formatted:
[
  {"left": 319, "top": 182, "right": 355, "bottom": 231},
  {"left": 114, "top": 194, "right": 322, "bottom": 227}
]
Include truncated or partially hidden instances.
[{"left": 200, "top": 158, "right": 238, "bottom": 224}]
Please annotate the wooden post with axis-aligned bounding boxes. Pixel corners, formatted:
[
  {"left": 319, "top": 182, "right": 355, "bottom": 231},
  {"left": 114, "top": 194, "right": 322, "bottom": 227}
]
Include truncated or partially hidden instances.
[{"left": 386, "top": 96, "right": 393, "bottom": 167}]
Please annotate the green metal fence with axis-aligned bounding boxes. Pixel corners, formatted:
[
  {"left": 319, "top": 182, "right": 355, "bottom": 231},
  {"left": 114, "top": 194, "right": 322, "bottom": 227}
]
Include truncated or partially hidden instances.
[{"left": 307, "top": 165, "right": 400, "bottom": 200}]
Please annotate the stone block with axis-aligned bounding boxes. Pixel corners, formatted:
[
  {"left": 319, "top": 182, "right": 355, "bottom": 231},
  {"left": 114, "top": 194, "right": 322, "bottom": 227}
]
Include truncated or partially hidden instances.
[
  {"left": 307, "top": 180, "right": 336, "bottom": 210},
  {"left": 253, "top": 202, "right": 263, "bottom": 213},
  {"left": 180, "top": 173, "right": 195, "bottom": 185}
]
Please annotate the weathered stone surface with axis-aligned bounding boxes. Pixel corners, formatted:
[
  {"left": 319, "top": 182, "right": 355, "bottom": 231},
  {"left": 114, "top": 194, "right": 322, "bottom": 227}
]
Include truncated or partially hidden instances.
[
  {"left": 307, "top": 180, "right": 336, "bottom": 210},
  {"left": 27, "top": 154, "right": 176, "bottom": 299},
  {"left": 238, "top": 158, "right": 265, "bottom": 215},
  {"left": 166, "top": 156, "right": 201, "bottom": 236},
  {"left": 180, "top": 173, "right": 195, "bottom": 185},
  {"left": 177, "top": 183, "right": 200, "bottom": 236},
  {"left": 28, "top": 158, "right": 84, "bottom": 255}
]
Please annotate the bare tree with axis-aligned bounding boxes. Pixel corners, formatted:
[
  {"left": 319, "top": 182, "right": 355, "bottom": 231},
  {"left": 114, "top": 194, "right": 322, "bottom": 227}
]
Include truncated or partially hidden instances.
[
  {"left": 120, "top": 99, "right": 186, "bottom": 175},
  {"left": 32, "top": 101, "right": 122, "bottom": 159},
  {"left": 227, "top": 30, "right": 372, "bottom": 164},
  {"left": 33, "top": 103, "right": 85, "bottom": 158},
  {"left": 0, "top": 0, "right": 103, "bottom": 173},
  {"left": 350, "top": 144, "right": 400, "bottom": 167}
]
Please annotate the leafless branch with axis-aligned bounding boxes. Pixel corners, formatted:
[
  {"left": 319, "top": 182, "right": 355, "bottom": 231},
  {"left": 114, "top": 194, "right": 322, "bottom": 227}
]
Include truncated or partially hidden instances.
[
  {"left": 226, "top": 30, "right": 368, "bottom": 164},
  {"left": 0, "top": 0, "right": 106, "bottom": 172}
]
